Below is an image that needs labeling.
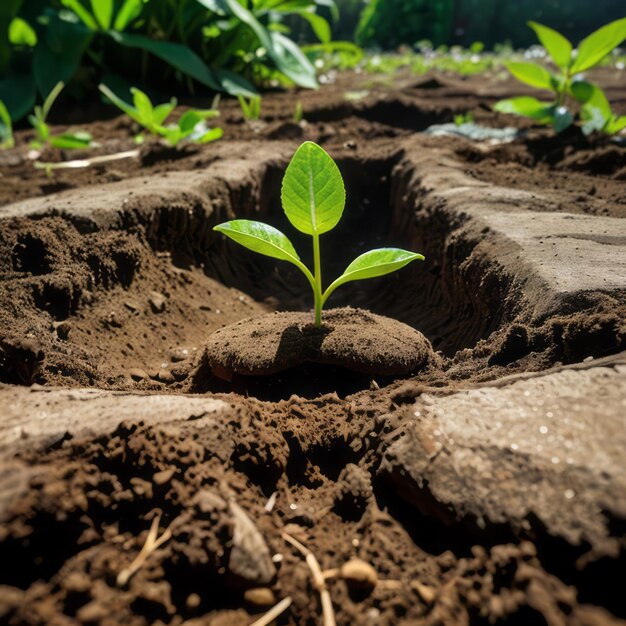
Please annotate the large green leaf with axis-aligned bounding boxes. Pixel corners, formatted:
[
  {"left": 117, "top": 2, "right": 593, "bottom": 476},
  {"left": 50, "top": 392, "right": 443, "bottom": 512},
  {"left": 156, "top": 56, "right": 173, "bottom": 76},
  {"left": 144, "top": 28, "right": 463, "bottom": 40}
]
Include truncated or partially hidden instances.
[
  {"left": 33, "top": 13, "right": 93, "bottom": 98},
  {"left": 571, "top": 17, "right": 626, "bottom": 73},
  {"left": 212, "top": 0, "right": 317, "bottom": 88},
  {"left": 505, "top": 61, "right": 554, "bottom": 91},
  {"left": 108, "top": 31, "right": 222, "bottom": 91},
  {"left": 528, "top": 21, "right": 572, "bottom": 69},
  {"left": 493, "top": 96, "right": 554, "bottom": 123},
  {"left": 323, "top": 248, "right": 424, "bottom": 304},
  {"left": 0, "top": 73, "right": 36, "bottom": 121},
  {"left": 281, "top": 141, "right": 345, "bottom": 236},
  {"left": 213, "top": 220, "right": 312, "bottom": 285}
]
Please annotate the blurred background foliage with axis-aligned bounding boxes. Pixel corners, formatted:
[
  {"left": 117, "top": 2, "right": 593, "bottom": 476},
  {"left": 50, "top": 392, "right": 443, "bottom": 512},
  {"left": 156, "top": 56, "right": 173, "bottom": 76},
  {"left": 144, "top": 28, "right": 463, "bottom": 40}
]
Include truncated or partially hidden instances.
[
  {"left": 0, "top": 0, "right": 624, "bottom": 122},
  {"left": 348, "top": 0, "right": 626, "bottom": 49}
]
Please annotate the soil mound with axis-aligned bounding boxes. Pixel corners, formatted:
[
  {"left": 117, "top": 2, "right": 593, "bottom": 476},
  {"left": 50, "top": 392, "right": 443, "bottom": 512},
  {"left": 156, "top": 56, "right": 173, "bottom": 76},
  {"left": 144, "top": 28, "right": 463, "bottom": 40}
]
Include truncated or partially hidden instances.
[{"left": 197, "top": 307, "right": 440, "bottom": 380}]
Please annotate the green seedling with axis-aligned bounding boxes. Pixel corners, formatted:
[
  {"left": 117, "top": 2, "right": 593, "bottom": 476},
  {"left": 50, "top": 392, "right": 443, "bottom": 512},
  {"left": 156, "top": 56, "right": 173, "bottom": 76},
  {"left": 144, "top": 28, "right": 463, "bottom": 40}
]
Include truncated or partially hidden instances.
[
  {"left": 454, "top": 111, "right": 474, "bottom": 126},
  {"left": 238, "top": 95, "right": 262, "bottom": 121},
  {"left": 570, "top": 81, "right": 626, "bottom": 136},
  {"left": 214, "top": 141, "right": 424, "bottom": 327},
  {"left": 0, "top": 101, "right": 14, "bottom": 149},
  {"left": 99, "top": 84, "right": 223, "bottom": 146},
  {"left": 29, "top": 82, "right": 95, "bottom": 150},
  {"left": 495, "top": 18, "right": 626, "bottom": 133},
  {"left": 293, "top": 101, "right": 304, "bottom": 124}
]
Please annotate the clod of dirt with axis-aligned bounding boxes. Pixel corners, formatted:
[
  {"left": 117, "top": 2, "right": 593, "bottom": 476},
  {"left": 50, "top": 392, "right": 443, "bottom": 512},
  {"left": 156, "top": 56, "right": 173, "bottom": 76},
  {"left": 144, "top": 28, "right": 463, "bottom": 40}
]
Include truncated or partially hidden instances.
[{"left": 197, "top": 307, "right": 440, "bottom": 380}]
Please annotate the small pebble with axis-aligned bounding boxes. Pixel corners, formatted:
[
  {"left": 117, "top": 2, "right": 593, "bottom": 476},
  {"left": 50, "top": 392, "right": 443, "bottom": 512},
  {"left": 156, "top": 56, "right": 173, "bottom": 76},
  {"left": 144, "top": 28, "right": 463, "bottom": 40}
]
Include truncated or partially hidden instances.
[
  {"left": 243, "top": 587, "right": 276, "bottom": 608},
  {"left": 340, "top": 558, "right": 378, "bottom": 590},
  {"left": 149, "top": 292, "right": 166, "bottom": 313},
  {"left": 186, "top": 593, "right": 201, "bottom": 609},
  {"left": 170, "top": 348, "right": 190, "bottom": 362},
  {"left": 157, "top": 369, "right": 175, "bottom": 384},
  {"left": 129, "top": 368, "right": 149, "bottom": 382}
]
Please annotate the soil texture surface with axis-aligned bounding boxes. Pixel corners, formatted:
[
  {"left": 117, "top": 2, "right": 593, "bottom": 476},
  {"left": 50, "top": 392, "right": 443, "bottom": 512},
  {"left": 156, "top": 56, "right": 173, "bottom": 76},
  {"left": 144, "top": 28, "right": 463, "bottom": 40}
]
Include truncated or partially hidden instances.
[{"left": 0, "top": 66, "right": 625, "bottom": 626}]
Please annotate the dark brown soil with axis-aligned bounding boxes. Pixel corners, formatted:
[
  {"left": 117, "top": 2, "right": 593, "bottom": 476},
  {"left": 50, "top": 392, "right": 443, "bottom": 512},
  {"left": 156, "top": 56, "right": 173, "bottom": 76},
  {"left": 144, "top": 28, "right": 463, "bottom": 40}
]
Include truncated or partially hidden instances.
[{"left": 0, "top": 66, "right": 625, "bottom": 626}]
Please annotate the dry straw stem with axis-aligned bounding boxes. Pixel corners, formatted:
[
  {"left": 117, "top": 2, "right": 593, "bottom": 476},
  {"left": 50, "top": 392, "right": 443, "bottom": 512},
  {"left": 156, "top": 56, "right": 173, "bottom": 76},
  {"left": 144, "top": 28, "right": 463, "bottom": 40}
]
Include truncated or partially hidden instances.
[
  {"left": 117, "top": 512, "right": 172, "bottom": 586},
  {"left": 249, "top": 596, "right": 293, "bottom": 626},
  {"left": 35, "top": 149, "right": 140, "bottom": 171},
  {"left": 282, "top": 532, "right": 336, "bottom": 626}
]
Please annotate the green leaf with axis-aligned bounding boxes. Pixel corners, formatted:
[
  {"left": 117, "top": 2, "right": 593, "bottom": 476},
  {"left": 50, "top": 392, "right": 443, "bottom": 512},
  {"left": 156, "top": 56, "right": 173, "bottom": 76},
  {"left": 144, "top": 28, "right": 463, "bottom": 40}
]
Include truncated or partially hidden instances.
[
  {"left": 107, "top": 31, "right": 222, "bottom": 92},
  {"left": 33, "top": 14, "right": 92, "bottom": 98},
  {"left": 49, "top": 131, "right": 94, "bottom": 149},
  {"left": 552, "top": 106, "right": 573, "bottom": 133},
  {"left": 571, "top": 17, "right": 626, "bottom": 73},
  {"left": 113, "top": 0, "right": 145, "bottom": 30},
  {"left": 607, "top": 116, "right": 626, "bottom": 134},
  {"left": 493, "top": 96, "right": 554, "bottom": 123},
  {"left": 323, "top": 248, "right": 424, "bottom": 304},
  {"left": 9, "top": 17, "right": 37, "bottom": 47},
  {"left": 0, "top": 73, "right": 36, "bottom": 121},
  {"left": 213, "top": 220, "right": 308, "bottom": 272},
  {"left": 505, "top": 61, "right": 554, "bottom": 91},
  {"left": 189, "top": 126, "right": 223, "bottom": 144},
  {"left": 60, "top": 0, "right": 99, "bottom": 30},
  {"left": 0, "top": 100, "right": 14, "bottom": 148},
  {"left": 281, "top": 141, "right": 345, "bottom": 236},
  {"left": 0, "top": 0, "right": 24, "bottom": 74},
  {"left": 152, "top": 100, "right": 177, "bottom": 125},
  {"left": 297, "top": 10, "right": 331, "bottom": 44},
  {"left": 572, "top": 82, "right": 615, "bottom": 135},
  {"left": 98, "top": 83, "right": 142, "bottom": 123},
  {"left": 42, "top": 82, "right": 65, "bottom": 120},
  {"left": 527, "top": 21, "right": 572, "bottom": 69},
  {"left": 131, "top": 87, "right": 154, "bottom": 124},
  {"left": 91, "top": 0, "right": 113, "bottom": 29}
]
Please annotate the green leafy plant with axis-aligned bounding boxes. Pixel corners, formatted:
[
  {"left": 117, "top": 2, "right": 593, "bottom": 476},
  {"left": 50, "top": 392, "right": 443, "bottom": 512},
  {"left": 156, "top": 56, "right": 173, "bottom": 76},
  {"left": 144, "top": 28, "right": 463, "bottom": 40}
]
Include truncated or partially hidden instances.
[
  {"left": 293, "top": 101, "right": 304, "bottom": 123},
  {"left": 570, "top": 81, "right": 626, "bottom": 136},
  {"left": 29, "top": 82, "right": 95, "bottom": 149},
  {"left": 494, "top": 18, "right": 626, "bottom": 133},
  {"left": 238, "top": 95, "right": 262, "bottom": 121},
  {"left": 453, "top": 111, "right": 474, "bottom": 126},
  {"left": 99, "top": 84, "right": 223, "bottom": 147},
  {"left": 214, "top": 141, "right": 424, "bottom": 327},
  {"left": 0, "top": 100, "right": 14, "bottom": 149}
]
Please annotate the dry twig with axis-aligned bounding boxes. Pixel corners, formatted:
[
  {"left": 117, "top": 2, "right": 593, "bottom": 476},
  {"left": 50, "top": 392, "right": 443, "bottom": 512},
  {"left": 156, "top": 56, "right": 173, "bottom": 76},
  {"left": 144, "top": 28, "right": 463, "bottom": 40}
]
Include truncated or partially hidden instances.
[
  {"left": 283, "top": 532, "right": 336, "bottom": 626},
  {"left": 249, "top": 596, "right": 293, "bottom": 626},
  {"left": 35, "top": 149, "right": 140, "bottom": 172},
  {"left": 117, "top": 512, "right": 172, "bottom": 586}
]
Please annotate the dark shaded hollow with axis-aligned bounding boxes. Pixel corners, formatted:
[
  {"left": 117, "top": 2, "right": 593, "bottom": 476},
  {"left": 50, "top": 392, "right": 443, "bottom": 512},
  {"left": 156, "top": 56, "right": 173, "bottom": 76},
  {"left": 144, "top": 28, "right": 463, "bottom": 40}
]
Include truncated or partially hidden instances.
[{"left": 203, "top": 153, "right": 504, "bottom": 359}]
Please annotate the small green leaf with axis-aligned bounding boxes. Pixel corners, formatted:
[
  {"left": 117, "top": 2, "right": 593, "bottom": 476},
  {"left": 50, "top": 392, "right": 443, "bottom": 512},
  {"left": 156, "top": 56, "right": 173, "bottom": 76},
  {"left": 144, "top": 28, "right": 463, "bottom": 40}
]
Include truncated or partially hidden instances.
[
  {"left": 113, "top": 0, "right": 144, "bottom": 31},
  {"left": 281, "top": 141, "right": 345, "bottom": 236},
  {"left": 571, "top": 17, "right": 626, "bottom": 73},
  {"left": 152, "top": 100, "right": 177, "bottom": 126},
  {"left": 323, "top": 248, "right": 424, "bottom": 304},
  {"left": 61, "top": 0, "right": 99, "bottom": 30},
  {"left": 91, "top": 0, "right": 113, "bottom": 29},
  {"left": 552, "top": 106, "right": 573, "bottom": 133},
  {"left": 9, "top": 17, "right": 37, "bottom": 47},
  {"left": 98, "top": 83, "right": 141, "bottom": 123},
  {"left": 131, "top": 87, "right": 154, "bottom": 125},
  {"left": 493, "top": 97, "right": 554, "bottom": 123},
  {"left": 190, "top": 126, "right": 223, "bottom": 144},
  {"left": 528, "top": 21, "right": 572, "bottom": 69},
  {"left": 49, "top": 131, "right": 94, "bottom": 149},
  {"left": 607, "top": 116, "right": 626, "bottom": 134},
  {"left": 505, "top": 61, "right": 554, "bottom": 91},
  {"left": 213, "top": 220, "right": 312, "bottom": 287}
]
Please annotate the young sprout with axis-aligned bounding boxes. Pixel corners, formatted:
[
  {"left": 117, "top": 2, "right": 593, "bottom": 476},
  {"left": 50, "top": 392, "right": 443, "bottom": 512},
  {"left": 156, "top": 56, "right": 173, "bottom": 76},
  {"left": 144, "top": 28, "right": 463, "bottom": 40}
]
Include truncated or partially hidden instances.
[
  {"left": 214, "top": 141, "right": 424, "bottom": 327},
  {"left": 99, "top": 84, "right": 223, "bottom": 146},
  {"left": 29, "top": 82, "right": 95, "bottom": 149},
  {"left": 0, "top": 101, "right": 14, "bottom": 149},
  {"left": 494, "top": 17, "right": 626, "bottom": 133},
  {"left": 293, "top": 101, "right": 304, "bottom": 123},
  {"left": 238, "top": 95, "right": 262, "bottom": 121}
]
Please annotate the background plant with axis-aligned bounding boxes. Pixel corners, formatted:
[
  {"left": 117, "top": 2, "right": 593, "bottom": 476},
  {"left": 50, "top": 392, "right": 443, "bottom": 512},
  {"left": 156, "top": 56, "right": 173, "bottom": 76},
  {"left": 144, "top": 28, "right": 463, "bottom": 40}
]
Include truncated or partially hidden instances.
[
  {"left": 29, "top": 81, "right": 95, "bottom": 149},
  {"left": 0, "top": 100, "right": 14, "bottom": 148},
  {"left": 0, "top": 0, "right": 336, "bottom": 122},
  {"left": 214, "top": 141, "right": 424, "bottom": 327},
  {"left": 494, "top": 18, "right": 626, "bottom": 133},
  {"left": 99, "top": 84, "right": 222, "bottom": 146},
  {"left": 238, "top": 95, "right": 261, "bottom": 121}
]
